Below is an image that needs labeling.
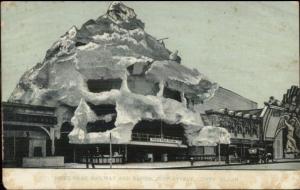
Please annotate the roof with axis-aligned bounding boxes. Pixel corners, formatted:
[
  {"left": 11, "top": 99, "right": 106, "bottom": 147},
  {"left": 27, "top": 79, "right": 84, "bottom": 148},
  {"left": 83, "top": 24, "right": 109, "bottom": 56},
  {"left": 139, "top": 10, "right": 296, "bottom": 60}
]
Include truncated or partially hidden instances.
[
  {"left": 234, "top": 109, "right": 263, "bottom": 116},
  {"left": 218, "top": 86, "right": 258, "bottom": 106},
  {"left": 196, "top": 86, "right": 258, "bottom": 114},
  {"left": 2, "top": 101, "right": 56, "bottom": 111}
]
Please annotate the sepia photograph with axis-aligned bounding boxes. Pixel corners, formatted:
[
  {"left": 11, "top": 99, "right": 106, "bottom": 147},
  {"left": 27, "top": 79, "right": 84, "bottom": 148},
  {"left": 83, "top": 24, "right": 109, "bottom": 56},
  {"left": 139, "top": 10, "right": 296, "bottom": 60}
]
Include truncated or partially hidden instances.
[{"left": 1, "top": 1, "right": 299, "bottom": 189}]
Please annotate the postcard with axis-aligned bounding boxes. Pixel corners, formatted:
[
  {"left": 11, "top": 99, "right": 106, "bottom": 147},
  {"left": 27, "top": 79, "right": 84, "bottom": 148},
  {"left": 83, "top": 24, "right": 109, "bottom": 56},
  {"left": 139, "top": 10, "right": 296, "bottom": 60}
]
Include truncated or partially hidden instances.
[{"left": 1, "top": 1, "right": 299, "bottom": 189}]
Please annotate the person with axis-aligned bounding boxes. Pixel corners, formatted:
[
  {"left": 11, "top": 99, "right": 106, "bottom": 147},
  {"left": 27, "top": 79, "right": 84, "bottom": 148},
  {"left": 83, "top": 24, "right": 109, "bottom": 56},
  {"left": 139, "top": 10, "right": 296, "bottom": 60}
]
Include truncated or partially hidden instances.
[
  {"left": 266, "top": 152, "right": 272, "bottom": 163},
  {"left": 96, "top": 146, "right": 100, "bottom": 156},
  {"left": 86, "top": 150, "right": 95, "bottom": 169},
  {"left": 190, "top": 156, "right": 194, "bottom": 166},
  {"left": 266, "top": 96, "right": 282, "bottom": 106}
]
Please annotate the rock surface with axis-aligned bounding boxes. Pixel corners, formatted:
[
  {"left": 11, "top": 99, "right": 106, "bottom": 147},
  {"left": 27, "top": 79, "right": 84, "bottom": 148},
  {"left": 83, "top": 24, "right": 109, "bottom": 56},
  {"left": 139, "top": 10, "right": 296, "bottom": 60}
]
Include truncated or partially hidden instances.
[{"left": 8, "top": 2, "right": 229, "bottom": 145}]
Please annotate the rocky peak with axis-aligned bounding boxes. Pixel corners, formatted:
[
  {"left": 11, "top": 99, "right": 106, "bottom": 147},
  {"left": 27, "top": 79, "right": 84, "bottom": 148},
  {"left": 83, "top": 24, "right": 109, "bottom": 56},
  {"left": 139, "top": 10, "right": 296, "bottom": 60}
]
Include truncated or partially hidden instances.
[
  {"left": 64, "top": 26, "right": 78, "bottom": 40},
  {"left": 103, "top": 1, "right": 145, "bottom": 30},
  {"left": 107, "top": 1, "right": 136, "bottom": 21}
]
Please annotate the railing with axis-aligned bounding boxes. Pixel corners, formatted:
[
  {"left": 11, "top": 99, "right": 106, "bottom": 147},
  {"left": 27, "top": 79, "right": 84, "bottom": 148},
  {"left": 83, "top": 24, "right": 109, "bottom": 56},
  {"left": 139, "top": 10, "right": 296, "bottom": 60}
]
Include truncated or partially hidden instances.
[
  {"left": 168, "top": 154, "right": 218, "bottom": 161},
  {"left": 131, "top": 132, "right": 182, "bottom": 142},
  {"left": 80, "top": 155, "right": 124, "bottom": 164}
]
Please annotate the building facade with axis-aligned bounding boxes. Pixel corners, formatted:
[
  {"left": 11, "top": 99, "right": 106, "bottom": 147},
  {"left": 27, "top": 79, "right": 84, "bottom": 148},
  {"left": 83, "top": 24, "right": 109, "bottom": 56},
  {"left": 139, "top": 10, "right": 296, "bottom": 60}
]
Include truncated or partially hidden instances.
[
  {"left": 3, "top": 86, "right": 298, "bottom": 166},
  {"left": 202, "top": 102, "right": 300, "bottom": 161},
  {"left": 57, "top": 119, "right": 188, "bottom": 164},
  {"left": 2, "top": 102, "right": 58, "bottom": 167},
  {"left": 0, "top": 86, "right": 263, "bottom": 166},
  {"left": 203, "top": 108, "right": 262, "bottom": 161}
]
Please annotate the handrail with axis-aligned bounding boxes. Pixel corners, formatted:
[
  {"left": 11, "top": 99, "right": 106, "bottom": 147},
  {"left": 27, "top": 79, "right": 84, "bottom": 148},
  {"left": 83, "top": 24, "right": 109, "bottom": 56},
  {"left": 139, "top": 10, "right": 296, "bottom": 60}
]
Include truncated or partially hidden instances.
[
  {"left": 80, "top": 155, "right": 124, "bottom": 165},
  {"left": 168, "top": 154, "right": 218, "bottom": 161},
  {"left": 131, "top": 132, "right": 183, "bottom": 141}
]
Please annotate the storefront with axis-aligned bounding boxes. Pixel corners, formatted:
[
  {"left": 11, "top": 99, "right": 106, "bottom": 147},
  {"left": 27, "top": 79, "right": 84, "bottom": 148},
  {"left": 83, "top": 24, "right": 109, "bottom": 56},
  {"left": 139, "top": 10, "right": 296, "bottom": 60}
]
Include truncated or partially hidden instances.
[
  {"left": 2, "top": 102, "right": 57, "bottom": 167},
  {"left": 260, "top": 104, "right": 287, "bottom": 159},
  {"left": 204, "top": 109, "right": 262, "bottom": 162}
]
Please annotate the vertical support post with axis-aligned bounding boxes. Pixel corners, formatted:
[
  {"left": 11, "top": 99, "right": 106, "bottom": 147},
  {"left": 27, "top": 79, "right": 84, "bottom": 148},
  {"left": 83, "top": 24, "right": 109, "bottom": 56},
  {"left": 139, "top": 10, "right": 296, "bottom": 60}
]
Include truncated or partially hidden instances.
[
  {"left": 240, "top": 144, "right": 243, "bottom": 162},
  {"left": 13, "top": 131, "right": 16, "bottom": 161},
  {"left": 109, "top": 133, "right": 112, "bottom": 169},
  {"left": 160, "top": 119, "right": 163, "bottom": 139},
  {"left": 243, "top": 143, "right": 245, "bottom": 159},
  {"left": 218, "top": 142, "right": 221, "bottom": 165},
  {"left": 218, "top": 130, "right": 221, "bottom": 165},
  {"left": 73, "top": 145, "right": 76, "bottom": 163},
  {"left": 50, "top": 128, "right": 55, "bottom": 155},
  {"left": 124, "top": 144, "right": 128, "bottom": 163},
  {"left": 51, "top": 139, "right": 55, "bottom": 156},
  {"left": 26, "top": 132, "right": 31, "bottom": 157}
]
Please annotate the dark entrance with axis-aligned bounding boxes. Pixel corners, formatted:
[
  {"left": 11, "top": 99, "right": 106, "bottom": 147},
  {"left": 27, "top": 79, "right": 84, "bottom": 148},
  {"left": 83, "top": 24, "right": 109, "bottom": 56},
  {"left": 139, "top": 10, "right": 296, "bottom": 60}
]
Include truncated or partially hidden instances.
[
  {"left": 87, "top": 79, "right": 122, "bottom": 93},
  {"left": 131, "top": 120, "right": 185, "bottom": 141},
  {"left": 74, "top": 144, "right": 125, "bottom": 164},
  {"left": 163, "top": 87, "right": 181, "bottom": 102},
  {"left": 15, "top": 138, "right": 29, "bottom": 166},
  {"left": 55, "top": 122, "right": 75, "bottom": 163},
  {"left": 85, "top": 103, "right": 117, "bottom": 133},
  {"left": 3, "top": 137, "right": 29, "bottom": 167},
  {"left": 33, "top": 147, "right": 43, "bottom": 157},
  {"left": 130, "top": 120, "right": 186, "bottom": 162},
  {"left": 126, "top": 145, "right": 187, "bottom": 162}
]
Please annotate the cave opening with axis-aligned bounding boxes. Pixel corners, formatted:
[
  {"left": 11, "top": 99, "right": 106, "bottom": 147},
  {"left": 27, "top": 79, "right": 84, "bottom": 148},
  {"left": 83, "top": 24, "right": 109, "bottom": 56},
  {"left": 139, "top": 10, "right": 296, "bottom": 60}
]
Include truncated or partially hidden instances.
[
  {"left": 163, "top": 87, "right": 181, "bottom": 102},
  {"left": 126, "top": 62, "right": 151, "bottom": 76},
  {"left": 86, "top": 103, "right": 117, "bottom": 133},
  {"left": 86, "top": 116, "right": 116, "bottom": 133},
  {"left": 87, "top": 78, "right": 122, "bottom": 93},
  {"left": 75, "top": 41, "right": 87, "bottom": 47},
  {"left": 131, "top": 120, "right": 185, "bottom": 142},
  {"left": 87, "top": 103, "right": 117, "bottom": 116},
  {"left": 55, "top": 122, "right": 75, "bottom": 162}
]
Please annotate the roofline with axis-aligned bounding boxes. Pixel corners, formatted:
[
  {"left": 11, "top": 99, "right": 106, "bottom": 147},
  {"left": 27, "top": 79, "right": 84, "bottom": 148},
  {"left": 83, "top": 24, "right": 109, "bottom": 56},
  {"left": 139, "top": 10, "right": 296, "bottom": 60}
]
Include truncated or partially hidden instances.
[
  {"left": 203, "top": 109, "right": 261, "bottom": 120},
  {"left": 234, "top": 108, "right": 263, "bottom": 112},
  {"left": 219, "top": 86, "right": 258, "bottom": 105},
  {"left": 268, "top": 104, "right": 285, "bottom": 110}
]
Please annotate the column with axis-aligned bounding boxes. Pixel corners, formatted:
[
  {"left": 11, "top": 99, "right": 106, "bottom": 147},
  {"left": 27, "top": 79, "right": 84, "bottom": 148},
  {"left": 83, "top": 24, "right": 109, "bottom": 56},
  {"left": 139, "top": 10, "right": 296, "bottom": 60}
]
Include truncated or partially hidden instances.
[
  {"left": 50, "top": 128, "right": 55, "bottom": 155},
  {"left": 73, "top": 145, "right": 76, "bottom": 162},
  {"left": 13, "top": 131, "right": 16, "bottom": 161},
  {"left": 124, "top": 144, "right": 128, "bottom": 163}
]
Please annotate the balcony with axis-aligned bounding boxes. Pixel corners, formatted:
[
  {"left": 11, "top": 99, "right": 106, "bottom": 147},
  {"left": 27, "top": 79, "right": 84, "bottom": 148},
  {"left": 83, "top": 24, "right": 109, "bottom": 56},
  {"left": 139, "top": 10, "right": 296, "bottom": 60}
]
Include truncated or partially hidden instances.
[{"left": 3, "top": 112, "right": 57, "bottom": 125}]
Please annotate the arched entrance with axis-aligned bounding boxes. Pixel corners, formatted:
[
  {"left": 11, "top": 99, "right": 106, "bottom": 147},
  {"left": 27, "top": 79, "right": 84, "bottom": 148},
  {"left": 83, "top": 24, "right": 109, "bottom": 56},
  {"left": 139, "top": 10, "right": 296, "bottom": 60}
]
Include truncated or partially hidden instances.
[
  {"left": 272, "top": 115, "right": 290, "bottom": 159},
  {"left": 129, "top": 119, "right": 187, "bottom": 162},
  {"left": 273, "top": 128, "right": 285, "bottom": 159}
]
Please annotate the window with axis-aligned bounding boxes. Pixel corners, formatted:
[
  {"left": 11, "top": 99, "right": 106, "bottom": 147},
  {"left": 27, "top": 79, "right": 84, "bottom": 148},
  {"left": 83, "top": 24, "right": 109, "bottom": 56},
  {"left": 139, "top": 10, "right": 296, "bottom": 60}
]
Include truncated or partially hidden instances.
[
  {"left": 86, "top": 119, "right": 116, "bottom": 133},
  {"left": 163, "top": 87, "right": 181, "bottom": 102},
  {"left": 87, "top": 103, "right": 117, "bottom": 116},
  {"left": 33, "top": 147, "right": 43, "bottom": 157},
  {"left": 87, "top": 79, "right": 122, "bottom": 93},
  {"left": 127, "top": 62, "right": 151, "bottom": 76},
  {"left": 75, "top": 41, "right": 87, "bottom": 47}
]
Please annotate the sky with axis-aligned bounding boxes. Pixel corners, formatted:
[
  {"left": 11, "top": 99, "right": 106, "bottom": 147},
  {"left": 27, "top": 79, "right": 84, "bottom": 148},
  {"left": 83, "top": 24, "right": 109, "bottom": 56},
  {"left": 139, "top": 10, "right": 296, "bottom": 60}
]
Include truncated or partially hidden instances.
[{"left": 1, "top": 1, "right": 299, "bottom": 107}]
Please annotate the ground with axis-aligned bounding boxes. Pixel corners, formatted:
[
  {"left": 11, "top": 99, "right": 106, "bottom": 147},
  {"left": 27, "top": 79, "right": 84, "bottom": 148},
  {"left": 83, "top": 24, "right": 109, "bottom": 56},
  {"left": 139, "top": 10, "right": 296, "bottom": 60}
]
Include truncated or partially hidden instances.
[
  {"left": 64, "top": 160, "right": 300, "bottom": 169},
  {"left": 65, "top": 160, "right": 226, "bottom": 169},
  {"left": 189, "top": 162, "right": 300, "bottom": 170}
]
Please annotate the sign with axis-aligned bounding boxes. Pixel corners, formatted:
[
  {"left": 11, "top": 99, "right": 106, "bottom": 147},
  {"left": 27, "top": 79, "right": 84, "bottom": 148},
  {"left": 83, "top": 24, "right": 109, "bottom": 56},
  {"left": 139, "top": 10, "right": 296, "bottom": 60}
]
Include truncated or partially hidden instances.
[{"left": 150, "top": 137, "right": 182, "bottom": 145}]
